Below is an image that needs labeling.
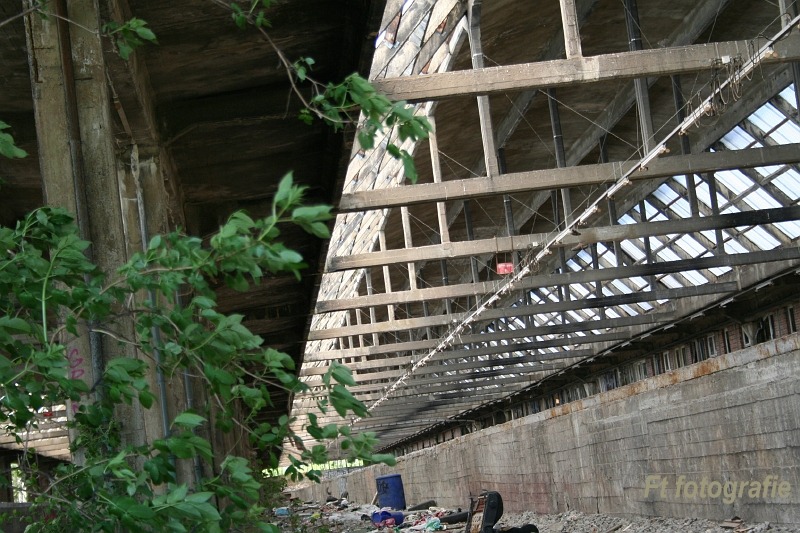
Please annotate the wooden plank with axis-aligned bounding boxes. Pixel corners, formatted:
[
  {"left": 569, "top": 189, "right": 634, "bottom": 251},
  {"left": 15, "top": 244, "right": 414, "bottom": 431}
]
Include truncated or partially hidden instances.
[
  {"left": 337, "top": 143, "right": 800, "bottom": 212},
  {"left": 372, "top": 33, "right": 800, "bottom": 101}
]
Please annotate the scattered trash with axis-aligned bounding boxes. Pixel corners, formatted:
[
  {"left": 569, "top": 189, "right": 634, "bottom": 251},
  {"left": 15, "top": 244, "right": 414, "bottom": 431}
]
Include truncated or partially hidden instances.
[
  {"left": 440, "top": 511, "right": 469, "bottom": 524},
  {"left": 721, "top": 516, "right": 744, "bottom": 528},
  {"left": 466, "top": 490, "right": 504, "bottom": 533},
  {"left": 423, "top": 516, "right": 444, "bottom": 531},
  {"left": 371, "top": 509, "right": 404, "bottom": 527},
  {"left": 273, "top": 507, "right": 290, "bottom": 517},
  {"left": 407, "top": 499, "right": 438, "bottom": 511}
]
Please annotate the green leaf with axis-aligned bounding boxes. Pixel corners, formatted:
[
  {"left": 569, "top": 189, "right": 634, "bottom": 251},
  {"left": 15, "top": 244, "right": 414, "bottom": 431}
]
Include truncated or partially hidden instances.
[
  {"left": 134, "top": 26, "right": 157, "bottom": 42},
  {"left": 330, "top": 362, "right": 355, "bottom": 386},
  {"left": 274, "top": 173, "right": 294, "bottom": 208},
  {"left": 138, "top": 390, "right": 155, "bottom": 409},
  {"left": 173, "top": 412, "right": 206, "bottom": 429},
  {"left": 0, "top": 316, "right": 31, "bottom": 333},
  {"left": 0, "top": 121, "right": 27, "bottom": 159}
]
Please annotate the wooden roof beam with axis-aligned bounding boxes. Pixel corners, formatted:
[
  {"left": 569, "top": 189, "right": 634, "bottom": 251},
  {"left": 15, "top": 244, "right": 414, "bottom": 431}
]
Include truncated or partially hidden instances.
[
  {"left": 330, "top": 202, "right": 800, "bottom": 272},
  {"left": 373, "top": 33, "right": 800, "bottom": 101},
  {"left": 307, "top": 283, "right": 735, "bottom": 341},
  {"left": 316, "top": 247, "right": 800, "bottom": 313},
  {"left": 337, "top": 143, "right": 800, "bottom": 213}
]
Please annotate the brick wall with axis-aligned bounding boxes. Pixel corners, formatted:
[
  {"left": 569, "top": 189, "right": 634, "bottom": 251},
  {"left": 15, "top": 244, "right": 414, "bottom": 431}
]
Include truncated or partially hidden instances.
[{"left": 292, "top": 335, "right": 800, "bottom": 525}]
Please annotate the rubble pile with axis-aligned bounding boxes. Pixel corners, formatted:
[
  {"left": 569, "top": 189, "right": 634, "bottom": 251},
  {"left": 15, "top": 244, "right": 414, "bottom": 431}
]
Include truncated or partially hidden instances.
[{"left": 271, "top": 501, "right": 800, "bottom": 533}]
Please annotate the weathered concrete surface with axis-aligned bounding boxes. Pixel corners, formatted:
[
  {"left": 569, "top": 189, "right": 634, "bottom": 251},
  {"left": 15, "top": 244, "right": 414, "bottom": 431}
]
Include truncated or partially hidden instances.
[{"left": 292, "top": 335, "right": 800, "bottom": 525}]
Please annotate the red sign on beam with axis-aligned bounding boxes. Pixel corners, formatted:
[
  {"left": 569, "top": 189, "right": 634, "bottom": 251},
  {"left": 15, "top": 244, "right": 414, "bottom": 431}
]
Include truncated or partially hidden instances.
[{"left": 497, "top": 262, "right": 514, "bottom": 275}]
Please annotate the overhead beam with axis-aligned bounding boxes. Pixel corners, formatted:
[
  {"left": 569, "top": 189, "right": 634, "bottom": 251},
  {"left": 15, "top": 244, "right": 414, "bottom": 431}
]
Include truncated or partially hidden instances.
[
  {"left": 300, "top": 349, "right": 589, "bottom": 376},
  {"left": 316, "top": 247, "right": 800, "bottom": 313},
  {"left": 330, "top": 360, "right": 570, "bottom": 393},
  {"left": 372, "top": 34, "right": 800, "bottom": 101},
  {"left": 305, "top": 331, "right": 627, "bottom": 363},
  {"left": 337, "top": 143, "right": 800, "bottom": 212},
  {"left": 344, "top": 369, "right": 566, "bottom": 398},
  {"left": 329, "top": 203, "right": 800, "bottom": 272},
  {"left": 307, "top": 282, "right": 736, "bottom": 341}
]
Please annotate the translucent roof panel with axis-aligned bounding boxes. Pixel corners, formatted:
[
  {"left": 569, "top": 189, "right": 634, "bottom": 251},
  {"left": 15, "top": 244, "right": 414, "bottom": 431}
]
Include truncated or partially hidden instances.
[
  {"left": 720, "top": 126, "right": 760, "bottom": 149},
  {"left": 743, "top": 188, "right": 782, "bottom": 210},
  {"left": 772, "top": 169, "right": 800, "bottom": 200}
]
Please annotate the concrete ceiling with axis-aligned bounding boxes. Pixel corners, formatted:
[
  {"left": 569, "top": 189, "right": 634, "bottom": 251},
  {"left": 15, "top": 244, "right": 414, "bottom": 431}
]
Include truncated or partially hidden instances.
[{"left": 0, "top": 0, "right": 385, "bottom": 426}]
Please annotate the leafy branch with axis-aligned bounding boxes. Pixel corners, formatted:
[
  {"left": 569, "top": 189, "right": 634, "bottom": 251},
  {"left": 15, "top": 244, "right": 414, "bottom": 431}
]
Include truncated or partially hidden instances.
[
  {"left": 0, "top": 175, "right": 392, "bottom": 532},
  {"left": 212, "top": 0, "right": 432, "bottom": 182}
]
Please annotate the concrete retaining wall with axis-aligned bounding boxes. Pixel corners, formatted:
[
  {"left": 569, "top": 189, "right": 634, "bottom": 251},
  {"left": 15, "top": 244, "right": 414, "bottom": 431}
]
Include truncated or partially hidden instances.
[{"left": 292, "top": 335, "right": 800, "bottom": 525}]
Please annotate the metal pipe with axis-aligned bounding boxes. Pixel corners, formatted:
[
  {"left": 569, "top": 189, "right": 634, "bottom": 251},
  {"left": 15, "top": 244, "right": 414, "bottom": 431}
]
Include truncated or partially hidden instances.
[
  {"left": 599, "top": 134, "right": 624, "bottom": 267},
  {"left": 705, "top": 171, "right": 726, "bottom": 256},
  {"left": 463, "top": 200, "right": 480, "bottom": 285},
  {"left": 547, "top": 89, "right": 573, "bottom": 224},
  {"left": 131, "top": 146, "right": 172, "bottom": 445},
  {"left": 671, "top": 76, "right": 699, "bottom": 216},
  {"left": 624, "top": 0, "right": 655, "bottom": 151}
]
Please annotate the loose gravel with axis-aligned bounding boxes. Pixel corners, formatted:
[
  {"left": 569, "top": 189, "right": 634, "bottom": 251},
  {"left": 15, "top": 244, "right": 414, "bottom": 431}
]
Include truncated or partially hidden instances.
[{"left": 276, "top": 503, "right": 800, "bottom": 533}]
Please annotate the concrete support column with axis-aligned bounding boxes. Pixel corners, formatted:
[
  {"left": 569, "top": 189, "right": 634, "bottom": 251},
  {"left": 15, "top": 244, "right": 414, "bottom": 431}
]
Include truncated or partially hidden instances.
[
  {"left": 468, "top": 0, "right": 499, "bottom": 177},
  {"left": 24, "top": 0, "right": 170, "bottom": 467}
]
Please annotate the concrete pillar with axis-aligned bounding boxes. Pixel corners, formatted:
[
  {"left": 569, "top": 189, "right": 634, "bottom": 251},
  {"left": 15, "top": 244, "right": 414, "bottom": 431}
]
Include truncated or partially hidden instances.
[{"left": 24, "top": 0, "right": 170, "bottom": 467}]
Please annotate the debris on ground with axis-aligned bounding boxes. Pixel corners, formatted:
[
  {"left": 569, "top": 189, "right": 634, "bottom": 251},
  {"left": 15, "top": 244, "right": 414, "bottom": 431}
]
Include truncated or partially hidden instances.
[{"left": 270, "top": 501, "right": 800, "bottom": 533}]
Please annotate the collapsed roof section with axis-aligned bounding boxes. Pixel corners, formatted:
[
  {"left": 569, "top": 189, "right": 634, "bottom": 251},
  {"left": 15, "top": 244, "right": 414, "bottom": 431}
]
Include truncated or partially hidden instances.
[{"left": 294, "top": 0, "right": 800, "bottom": 453}]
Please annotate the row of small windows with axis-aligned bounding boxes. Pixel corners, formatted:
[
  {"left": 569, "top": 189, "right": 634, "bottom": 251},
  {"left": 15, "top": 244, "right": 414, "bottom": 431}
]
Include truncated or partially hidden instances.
[{"left": 394, "top": 304, "right": 798, "bottom": 455}]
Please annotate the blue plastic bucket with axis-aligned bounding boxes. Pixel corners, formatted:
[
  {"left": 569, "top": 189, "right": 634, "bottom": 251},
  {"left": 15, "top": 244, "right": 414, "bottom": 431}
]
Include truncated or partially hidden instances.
[{"left": 375, "top": 473, "right": 406, "bottom": 510}]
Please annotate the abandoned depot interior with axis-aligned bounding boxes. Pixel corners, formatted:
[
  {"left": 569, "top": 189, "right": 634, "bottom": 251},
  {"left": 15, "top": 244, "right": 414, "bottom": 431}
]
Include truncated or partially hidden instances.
[{"left": 1, "top": 0, "right": 800, "bottom": 527}]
